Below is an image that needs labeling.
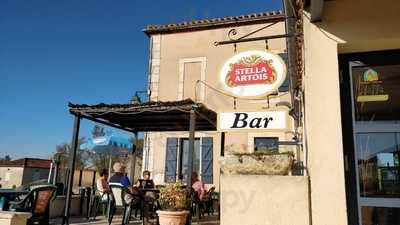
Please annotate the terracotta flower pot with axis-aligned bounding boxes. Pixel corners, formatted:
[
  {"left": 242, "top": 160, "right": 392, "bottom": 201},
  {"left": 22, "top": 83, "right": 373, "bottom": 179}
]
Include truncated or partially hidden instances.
[{"left": 157, "top": 210, "right": 189, "bottom": 225}]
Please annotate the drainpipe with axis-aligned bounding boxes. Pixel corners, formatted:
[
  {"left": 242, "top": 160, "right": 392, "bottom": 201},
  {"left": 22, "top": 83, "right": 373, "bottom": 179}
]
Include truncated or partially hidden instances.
[
  {"left": 142, "top": 32, "right": 153, "bottom": 172},
  {"left": 147, "top": 35, "right": 153, "bottom": 99},
  {"left": 283, "top": 0, "right": 298, "bottom": 106},
  {"left": 283, "top": 0, "right": 302, "bottom": 166},
  {"left": 284, "top": 1, "right": 313, "bottom": 224}
]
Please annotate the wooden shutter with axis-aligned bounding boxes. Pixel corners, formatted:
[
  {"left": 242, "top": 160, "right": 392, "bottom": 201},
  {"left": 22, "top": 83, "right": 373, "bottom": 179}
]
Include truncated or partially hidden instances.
[
  {"left": 164, "top": 138, "right": 178, "bottom": 183},
  {"left": 201, "top": 137, "right": 213, "bottom": 184}
]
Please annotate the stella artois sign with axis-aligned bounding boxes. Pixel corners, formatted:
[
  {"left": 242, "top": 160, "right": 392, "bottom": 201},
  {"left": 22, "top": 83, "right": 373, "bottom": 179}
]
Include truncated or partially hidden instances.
[{"left": 219, "top": 50, "right": 287, "bottom": 98}]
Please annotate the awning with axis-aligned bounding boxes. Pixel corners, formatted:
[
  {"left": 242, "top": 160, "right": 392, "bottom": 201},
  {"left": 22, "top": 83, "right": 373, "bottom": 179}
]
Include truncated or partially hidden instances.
[
  {"left": 68, "top": 99, "right": 217, "bottom": 132},
  {"left": 63, "top": 99, "right": 215, "bottom": 224}
]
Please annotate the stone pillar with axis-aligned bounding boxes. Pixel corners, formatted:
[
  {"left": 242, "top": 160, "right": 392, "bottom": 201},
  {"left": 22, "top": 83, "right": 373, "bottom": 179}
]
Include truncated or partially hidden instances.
[{"left": 303, "top": 12, "right": 348, "bottom": 225}]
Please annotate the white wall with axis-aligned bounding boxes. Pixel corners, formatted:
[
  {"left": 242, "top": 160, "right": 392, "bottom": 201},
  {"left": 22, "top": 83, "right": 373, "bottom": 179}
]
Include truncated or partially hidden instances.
[
  {"left": 221, "top": 175, "right": 309, "bottom": 225},
  {"left": 303, "top": 12, "right": 348, "bottom": 225},
  {"left": 0, "top": 167, "right": 23, "bottom": 188}
]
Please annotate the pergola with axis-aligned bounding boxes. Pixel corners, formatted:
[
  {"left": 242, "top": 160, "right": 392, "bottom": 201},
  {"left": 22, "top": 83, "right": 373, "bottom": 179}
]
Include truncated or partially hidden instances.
[{"left": 63, "top": 99, "right": 217, "bottom": 225}]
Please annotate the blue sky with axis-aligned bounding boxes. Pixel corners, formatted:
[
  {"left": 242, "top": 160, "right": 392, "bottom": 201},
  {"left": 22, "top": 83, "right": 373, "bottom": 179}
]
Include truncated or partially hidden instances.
[{"left": 0, "top": 0, "right": 282, "bottom": 159}]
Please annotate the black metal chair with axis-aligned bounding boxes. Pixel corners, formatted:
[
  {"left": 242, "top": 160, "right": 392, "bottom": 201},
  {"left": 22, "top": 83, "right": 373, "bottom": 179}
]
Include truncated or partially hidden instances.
[
  {"left": 203, "top": 187, "right": 216, "bottom": 216},
  {"left": 190, "top": 187, "right": 217, "bottom": 221},
  {"left": 108, "top": 184, "right": 143, "bottom": 225},
  {"left": 88, "top": 186, "right": 110, "bottom": 221},
  {"left": 10, "top": 185, "right": 57, "bottom": 225},
  {"left": 191, "top": 190, "right": 202, "bottom": 222}
]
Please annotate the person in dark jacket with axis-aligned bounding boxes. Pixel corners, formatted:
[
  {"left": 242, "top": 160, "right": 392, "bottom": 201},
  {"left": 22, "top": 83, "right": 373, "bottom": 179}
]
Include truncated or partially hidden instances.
[
  {"left": 109, "top": 163, "right": 131, "bottom": 187},
  {"left": 136, "top": 170, "right": 155, "bottom": 189},
  {"left": 109, "top": 162, "right": 153, "bottom": 225}
]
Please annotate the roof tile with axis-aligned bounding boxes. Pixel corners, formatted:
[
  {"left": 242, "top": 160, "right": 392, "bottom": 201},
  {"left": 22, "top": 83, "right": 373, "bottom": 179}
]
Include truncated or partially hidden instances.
[{"left": 144, "top": 10, "right": 284, "bottom": 35}]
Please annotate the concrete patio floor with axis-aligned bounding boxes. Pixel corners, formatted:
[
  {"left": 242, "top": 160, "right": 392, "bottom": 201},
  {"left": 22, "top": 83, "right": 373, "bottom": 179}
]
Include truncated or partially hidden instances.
[{"left": 50, "top": 215, "right": 220, "bottom": 225}]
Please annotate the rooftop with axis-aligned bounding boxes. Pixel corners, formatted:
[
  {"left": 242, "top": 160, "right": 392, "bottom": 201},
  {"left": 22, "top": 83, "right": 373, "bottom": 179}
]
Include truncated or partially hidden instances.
[
  {"left": 0, "top": 158, "right": 52, "bottom": 169},
  {"left": 144, "top": 10, "right": 285, "bottom": 35}
]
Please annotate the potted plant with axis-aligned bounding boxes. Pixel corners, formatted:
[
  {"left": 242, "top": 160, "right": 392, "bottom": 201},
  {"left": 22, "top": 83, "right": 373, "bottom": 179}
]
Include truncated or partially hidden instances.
[{"left": 157, "top": 182, "right": 189, "bottom": 225}]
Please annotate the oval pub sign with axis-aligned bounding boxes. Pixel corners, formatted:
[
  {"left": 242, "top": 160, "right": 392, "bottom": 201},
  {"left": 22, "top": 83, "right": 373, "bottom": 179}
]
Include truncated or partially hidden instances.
[{"left": 219, "top": 50, "right": 287, "bottom": 98}]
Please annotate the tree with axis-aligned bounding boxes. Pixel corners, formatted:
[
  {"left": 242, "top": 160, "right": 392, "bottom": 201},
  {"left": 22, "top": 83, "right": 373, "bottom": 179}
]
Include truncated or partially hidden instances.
[
  {"left": 91, "top": 154, "right": 130, "bottom": 173},
  {"left": 2, "top": 155, "right": 11, "bottom": 161},
  {"left": 130, "top": 137, "right": 144, "bottom": 154},
  {"left": 91, "top": 153, "right": 109, "bottom": 172},
  {"left": 53, "top": 137, "right": 88, "bottom": 169},
  {"left": 91, "top": 125, "right": 105, "bottom": 138},
  {"left": 90, "top": 136, "right": 143, "bottom": 173}
]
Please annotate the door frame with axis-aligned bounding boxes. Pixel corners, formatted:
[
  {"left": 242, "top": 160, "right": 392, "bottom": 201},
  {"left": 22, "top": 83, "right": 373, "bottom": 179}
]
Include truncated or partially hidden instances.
[{"left": 339, "top": 49, "right": 400, "bottom": 225}]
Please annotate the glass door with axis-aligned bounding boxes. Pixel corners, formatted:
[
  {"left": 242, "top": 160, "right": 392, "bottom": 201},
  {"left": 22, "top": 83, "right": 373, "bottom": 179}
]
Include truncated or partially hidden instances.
[
  {"left": 179, "top": 138, "right": 200, "bottom": 182},
  {"left": 349, "top": 62, "right": 400, "bottom": 225}
]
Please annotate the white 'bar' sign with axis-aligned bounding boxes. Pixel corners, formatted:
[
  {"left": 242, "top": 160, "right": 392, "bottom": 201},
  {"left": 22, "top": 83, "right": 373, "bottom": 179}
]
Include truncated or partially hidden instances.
[{"left": 219, "top": 111, "right": 287, "bottom": 131}]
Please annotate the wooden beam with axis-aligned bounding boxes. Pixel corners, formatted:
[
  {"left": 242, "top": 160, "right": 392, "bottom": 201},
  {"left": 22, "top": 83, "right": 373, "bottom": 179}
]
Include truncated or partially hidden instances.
[
  {"left": 195, "top": 110, "right": 217, "bottom": 127},
  {"left": 111, "top": 116, "right": 190, "bottom": 122},
  {"left": 77, "top": 113, "right": 136, "bottom": 133},
  {"left": 128, "top": 126, "right": 214, "bottom": 132}
]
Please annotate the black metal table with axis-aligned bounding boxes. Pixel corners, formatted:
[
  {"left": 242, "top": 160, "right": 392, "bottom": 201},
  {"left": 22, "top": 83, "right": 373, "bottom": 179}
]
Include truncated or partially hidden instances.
[
  {"left": 138, "top": 188, "right": 160, "bottom": 225},
  {"left": 139, "top": 188, "right": 160, "bottom": 194}
]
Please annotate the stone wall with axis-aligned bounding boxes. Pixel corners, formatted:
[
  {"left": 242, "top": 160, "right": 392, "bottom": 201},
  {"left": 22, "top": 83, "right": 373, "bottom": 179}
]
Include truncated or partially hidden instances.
[{"left": 49, "top": 195, "right": 88, "bottom": 218}]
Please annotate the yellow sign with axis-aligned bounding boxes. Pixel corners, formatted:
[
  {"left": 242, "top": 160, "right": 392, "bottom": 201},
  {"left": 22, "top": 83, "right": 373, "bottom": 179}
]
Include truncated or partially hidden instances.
[{"left": 356, "top": 68, "right": 389, "bottom": 102}]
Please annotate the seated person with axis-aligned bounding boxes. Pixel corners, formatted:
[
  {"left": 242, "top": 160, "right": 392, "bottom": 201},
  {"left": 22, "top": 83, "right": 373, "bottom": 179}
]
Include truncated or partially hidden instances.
[
  {"left": 136, "top": 170, "right": 155, "bottom": 189},
  {"left": 109, "top": 163, "right": 141, "bottom": 204},
  {"left": 136, "top": 170, "right": 157, "bottom": 206},
  {"left": 191, "top": 171, "right": 205, "bottom": 201},
  {"left": 109, "top": 163, "right": 131, "bottom": 188},
  {"left": 96, "top": 169, "right": 110, "bottom": 200},
  {"left": 109, "top": 163, "right": 153, "bottom": 225}
]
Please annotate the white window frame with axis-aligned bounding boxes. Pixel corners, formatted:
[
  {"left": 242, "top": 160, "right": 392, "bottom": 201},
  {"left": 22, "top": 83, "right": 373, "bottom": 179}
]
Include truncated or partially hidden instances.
[
  {"left": 178, "top": 57, "right": 207, "bottom": 102},
  {"left": 247, "top": 132, "right": 286, "bottom": 153},
  {"left": 253, "top": 137, "right": 279, "bottom": 151}
]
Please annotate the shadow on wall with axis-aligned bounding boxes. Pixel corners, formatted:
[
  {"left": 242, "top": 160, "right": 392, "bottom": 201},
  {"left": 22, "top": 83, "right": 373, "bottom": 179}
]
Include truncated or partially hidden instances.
[{"left": 308, "top": 0, "right": 400, "bottom": 53}]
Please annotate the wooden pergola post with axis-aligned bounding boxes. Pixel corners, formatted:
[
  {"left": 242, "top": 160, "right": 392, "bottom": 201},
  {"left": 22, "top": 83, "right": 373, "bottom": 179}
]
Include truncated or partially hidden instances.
[
  {"left": 187, "top": 109, "right": 196, "bottom": 187},
  {"left": 62, "top": 115, "right": 81, "bottom": 225},
  {"left": 53, "top": 159, "right": 60, "bottom": 185},
  {"left": 187, "top": 109, "right": 196, "bottom": 224}
]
